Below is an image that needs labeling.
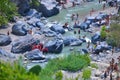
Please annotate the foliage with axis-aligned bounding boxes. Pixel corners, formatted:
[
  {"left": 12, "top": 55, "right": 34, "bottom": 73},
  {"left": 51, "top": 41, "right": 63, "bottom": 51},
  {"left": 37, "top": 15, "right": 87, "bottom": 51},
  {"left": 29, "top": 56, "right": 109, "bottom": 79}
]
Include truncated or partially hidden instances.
[
  {"left": 90, "top": 63, "right": 98, "bottom": 69},
  {"left": 100, "top": 25, "right": 107, "bottom": 40},
  {"left": 55, "top": 70, "right": 63, "bottom": 80},
  {"left": 39, "top": 53, "right": 91, "bottom": 80},
  {"left": 0, "top": 0, "right": 17, "bottom": 26},
  {"left": 29, "top": 65, "right": 41, "bottom": 75},
  {"left": 107, "top": 23, "right": 120, "bottom": 47},
  {"left": 30, "top": 0, "right": 40, "bottom": 8},
  {"left": 82, "top": 68, "right": 91, "bottom": 80},
  {"left": 0, "top": 61, "right": 39, "bottom": 80}
]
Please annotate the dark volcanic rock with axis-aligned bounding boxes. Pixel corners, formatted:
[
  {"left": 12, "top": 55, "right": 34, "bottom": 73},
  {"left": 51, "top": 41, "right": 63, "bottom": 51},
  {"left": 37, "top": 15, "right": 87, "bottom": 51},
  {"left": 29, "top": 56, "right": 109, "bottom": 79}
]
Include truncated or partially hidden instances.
[
  {"left": 45, "top": 39, "right": 63, "bottom": 53},
  {"left": 24, "top": 49, "right": 45, "bottom": 60},
  {"left": 11, "top": 35, "right": 38, "bottom": 53},
  {"left": 0, "top": 34, "right": 11, "bottom": 46}
]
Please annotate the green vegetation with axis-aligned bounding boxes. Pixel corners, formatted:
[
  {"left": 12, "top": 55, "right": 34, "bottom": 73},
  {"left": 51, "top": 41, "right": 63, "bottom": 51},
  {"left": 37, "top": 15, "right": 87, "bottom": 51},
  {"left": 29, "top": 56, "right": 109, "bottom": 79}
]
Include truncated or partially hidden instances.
[
  {"left": 30, "top": 0, "right": 40, "bottom": 8},
  {"left": 82, "top": 68, "right": 91, "bottom": 80},
  {"left": 39, "top": 53, "right": 91, "bottom": 80},
  {"left": 107, "top": 23, "right": 120, "bottom": 47},
  {"left": 90, "top": 63, "right": 98, "bottom": 69},
  {"left": 55, "top": 70, "right": 63, "bottom": 80},
  {"left": 0, "top": 0, "right": 17, "bottom": 26},
  {"left": 100, "top": 25, "right": 107, "bottom": 40},
  {"left": 0, "top": 61, "right": 39, "bottom": 80},
  {"left": 29, "top": 65, "right": 41, "bottom": 75},
  {"left": 0, "top": 53, "right": 91, "bottom": 80}
]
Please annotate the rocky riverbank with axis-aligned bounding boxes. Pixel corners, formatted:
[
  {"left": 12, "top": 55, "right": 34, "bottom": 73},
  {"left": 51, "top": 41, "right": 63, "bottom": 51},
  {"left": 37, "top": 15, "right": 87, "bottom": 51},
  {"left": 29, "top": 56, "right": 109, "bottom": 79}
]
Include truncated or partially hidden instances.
[{"left": 0, "top": 0, "right": 120, "bottom": 80}]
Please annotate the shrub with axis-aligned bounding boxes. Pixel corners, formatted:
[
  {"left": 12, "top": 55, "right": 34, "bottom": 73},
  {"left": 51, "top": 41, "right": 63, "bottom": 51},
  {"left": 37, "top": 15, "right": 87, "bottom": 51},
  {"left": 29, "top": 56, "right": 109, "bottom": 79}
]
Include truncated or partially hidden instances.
[
  {"left": 107, "top": 23, "right": 120, "bottom": 47},
  {"left": 100, "top": 26, "right": 107, "bottom": 40},
  {"left": 29, "top": 65, "right": 41, "bottom": 75},
  {"left": 82, "top": 68, "right": 91, "bottom": 80},
  {"left": 39, "top": 53, "right": 91, "bottom": 80},
  {"left": 55, "top": 70, "right": 63, "bottom": 80},
  {"left": 0, "top": 61, "right": 39, "bottom": 80},
  {"left": 90, "top": 63, "right": 98, "bottom": 69}
]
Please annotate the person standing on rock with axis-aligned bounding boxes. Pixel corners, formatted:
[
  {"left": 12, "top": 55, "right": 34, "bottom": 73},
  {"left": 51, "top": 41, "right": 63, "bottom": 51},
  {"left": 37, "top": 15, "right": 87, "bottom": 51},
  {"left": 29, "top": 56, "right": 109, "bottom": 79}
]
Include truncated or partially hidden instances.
[{"left": 103, "top": 70, "right": 108, "bottom": 80}]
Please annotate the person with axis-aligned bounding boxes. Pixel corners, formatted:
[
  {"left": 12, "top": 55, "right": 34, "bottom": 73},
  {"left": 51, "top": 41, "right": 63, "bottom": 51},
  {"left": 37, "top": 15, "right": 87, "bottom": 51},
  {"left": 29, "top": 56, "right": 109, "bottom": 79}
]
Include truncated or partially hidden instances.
[
  {"left": 63, "top": 22, "right": 68, "bottom": 29},
  {"left": 76, "top": 13, "right": 79, "bottom": 20},
  {"left": 78, "top": 29, "right": 80, "bottom": 34},
  {"left": 111, "top": 47, "right": 115, "bottom": 55},
  {"left": 104, "top": 70, "right": 107, "bottom": 79},
  {"left": 74, "top": 30, "right": 76, "bottom": 34},
  {"left": 110, "top": 73, "right": 113, "bottom": 80},
  {"left": 71, "top": 14, "right": 75, "bottom": 21},
  {"left": 103, "top": 3, "right": 106, "bottom": 10},
  {"left": 87, "top": 41, "right": 90, "bottom": 49},
  {"left": 114, "top": 63, "right": 118, "bottom": 72},
  {"left": 7, "top": 31, "right": 10, "bottom": 35}
]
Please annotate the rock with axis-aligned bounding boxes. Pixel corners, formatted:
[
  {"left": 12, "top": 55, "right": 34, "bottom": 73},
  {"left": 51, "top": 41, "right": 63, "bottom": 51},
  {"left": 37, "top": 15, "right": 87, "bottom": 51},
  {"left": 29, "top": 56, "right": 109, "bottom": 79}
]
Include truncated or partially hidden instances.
[
  {"left": 81, "top": 49, "right": 89, "bottom": 54},
  {"left": 37, "top": 4, "right": 59, "bottom": 17},
  {"left": 0, "top": 48, "right": 15, "bottom": 58},
  {"left": 70, "top": 40, "right": 82, "bottom": 46},
  {"left": 24, "top": 49, "right": 45, "bottom": 60},
  {"left": 26, "top": 9, "right": 42, "bottom": 19},
  {"left": 0, "top": 34, "right": 11, "bottom": 46},
  {"left": 63, "top": 37, "right": 82, "bottom": 46},
  {"left": 95, "top": 70, "right": 102, "bottom": 77},
  {"left": 11, "top": 35, "right": 38, "bottom": 53},
  {"left": 80, "top": 23, "right": 89, "bottom": 30},
  {"left": 43, "top": 29, "right": 56, "bottom": 37},
  {"left": 50, "top": 24, "right": 65, "bottom": 34},
  {"left": 12, "top": 21, "right": 28, "bottom": 36},
  {"left": 36, "top": 21, "right": 45, "bottom": 29},
  {"left": 45, "top": 39, "right": 63, "bottom": 53},
  {"left": 91, "top": 32, "right": 100, "bottom": 44},
  {"left": 17, "top": 0, "right": 30, "bottom": 16}
]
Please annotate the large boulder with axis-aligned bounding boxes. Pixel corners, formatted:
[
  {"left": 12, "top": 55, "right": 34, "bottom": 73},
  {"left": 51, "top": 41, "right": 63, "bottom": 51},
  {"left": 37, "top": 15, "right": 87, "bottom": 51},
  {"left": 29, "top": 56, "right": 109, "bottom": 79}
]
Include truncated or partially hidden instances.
[
  {"left": 63, "top": 37, "right": 82, "bottom": 46},
  {"left": 17, "top": 0, "right": 30, "bottom": 16},
  {"left": 0, "top": 34, "right": 11, "bottom": 46},
  {"left": 37, "top": 4, "right": 59, "bottom": 17},
  {"left": 24, "top": 49, "right": 45, "bottom": 60},
  {"left": 11, "top": 35, "right": 38, "bottom": 53},
  {"left": 12, "top": 21, "right": 30, "bottom": 36},
  {"left": 45, "top": 39, "right": 63, "bottom": 53},
  {"left": 91, "top": 32, "right": 100, "bottom": 44},
  {"left": 50, "top": 24, "right": 65, "bottom": 34}
]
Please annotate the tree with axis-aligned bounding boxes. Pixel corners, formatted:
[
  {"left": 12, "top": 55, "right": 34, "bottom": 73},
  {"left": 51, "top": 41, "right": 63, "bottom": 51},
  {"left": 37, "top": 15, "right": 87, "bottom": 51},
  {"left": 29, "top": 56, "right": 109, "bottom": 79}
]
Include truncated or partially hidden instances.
[
  {"left": 0, "top": 0, "right": 17, "bottom": 26},
  {"left": 107, "top": 23, "right": 120, "bottom": 47}
]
